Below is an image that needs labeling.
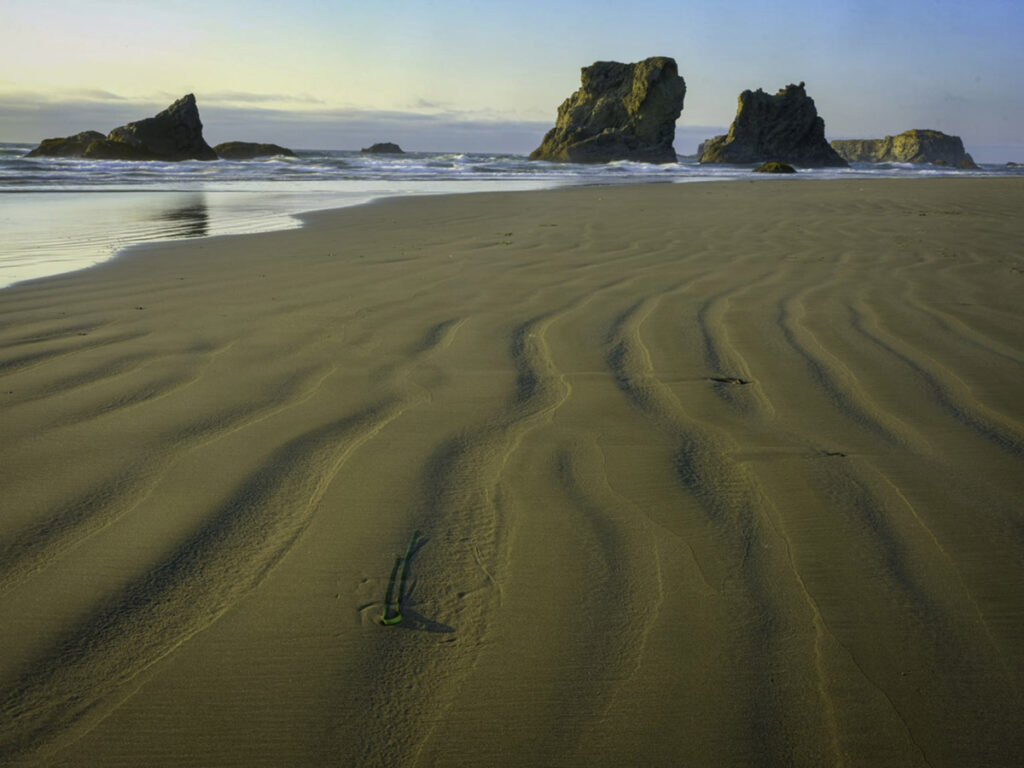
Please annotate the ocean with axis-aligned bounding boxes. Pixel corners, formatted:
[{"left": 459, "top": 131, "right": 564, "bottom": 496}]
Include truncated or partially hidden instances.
[{"left": 1, "top": 142, "right": 1020, "bottom": 290}]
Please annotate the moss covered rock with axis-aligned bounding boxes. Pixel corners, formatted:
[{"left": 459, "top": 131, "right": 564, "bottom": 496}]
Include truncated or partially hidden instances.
[
  {"left": 214, "top": 142, "right": 296, "bottom": 159},
  {"left": 753, "top": 161, "right": 797, "bottom": 173},
  {"left": 831, "top": 130, "right": 977, "bottom": 169},
  {"left": 25, "top": 131, "right": 106, "bottom": 158},
  {"left": 530, "top": 57, "right": 685, "bottom": 164},
  {"left": 699, "top": 82, "right": 846, "bottom": 168}
]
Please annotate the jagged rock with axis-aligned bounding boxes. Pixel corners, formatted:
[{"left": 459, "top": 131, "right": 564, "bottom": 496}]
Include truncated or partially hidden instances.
[
  {"left": 530, "top": 57, "right": 685, "bottom": 164},
  {"left": 25, "top": 96, "right": 215, "bottom": 162},
  {"left": 361, "top": 142, "right": 404, "bottom": 154},
  {"left": 754, "top": 161, "right": 797, "bottom": 174},
  {"left": 25, "top": 131, "right": 106, "bottom": 158},
  {"left": 26, "top": 95, "right": 216, "bottom": 161},
  {"left": 699, "top": 82, "right": 847, "bottom": 167},
  {"left": 89, "top": 94, "right": 217, "bottom": 161},
  {"left": 214, "top": 141, "right": 296, "bottom": 159},
  {"left": 831, "top": 130, "right": 978, "bottom": 169},
  {"left": 1007, "top": 162, "right": 1022, "bottom": 167}
]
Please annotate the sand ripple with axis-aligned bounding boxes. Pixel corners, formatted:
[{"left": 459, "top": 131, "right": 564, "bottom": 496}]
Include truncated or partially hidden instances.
[{"left": 1, "top": 179, "right": 1022, "bottom": 766}]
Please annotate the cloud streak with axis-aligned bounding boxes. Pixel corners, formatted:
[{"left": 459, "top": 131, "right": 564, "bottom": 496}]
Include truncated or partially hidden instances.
[{"left": 200, "top": 90, "right": 327, "bottom": 106}]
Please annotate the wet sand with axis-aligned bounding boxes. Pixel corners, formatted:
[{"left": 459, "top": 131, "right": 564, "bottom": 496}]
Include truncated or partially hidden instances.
[{"left": 1, "top": 178, "right": 1022, "bottom": 766}]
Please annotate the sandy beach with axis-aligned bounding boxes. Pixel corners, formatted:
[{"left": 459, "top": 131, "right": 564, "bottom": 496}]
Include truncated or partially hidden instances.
[{"left": 1, "top": 178, "right": 1022, "bottom": 766}]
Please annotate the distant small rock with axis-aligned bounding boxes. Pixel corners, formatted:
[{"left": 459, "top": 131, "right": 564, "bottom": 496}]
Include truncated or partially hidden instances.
[
  {"left": 1007, "top": 161, "right": 1022, "bottom": 167},
  {"left": 699, "top": 82, "right": 847, "bottom": 168},
  {"left": 26, "top": 94, "right": 217, "bottom": 161},
  {"left": 25, "top": 131, "right": 105, "bottom": 158},
  {"left": 831, "top": 130, "right": 977, "bottom": 169},
  {"left": 530, "top": 57, "right": 686, "bottom": 164},
  {"left": 214, "top": 141, "right": 296, "bottom": 159},
  {"left": 361, "top": 142, "right": 404, "bottom": 154},
  {"left": 753, "top": 161, "right": 797, "bottom": 174}
]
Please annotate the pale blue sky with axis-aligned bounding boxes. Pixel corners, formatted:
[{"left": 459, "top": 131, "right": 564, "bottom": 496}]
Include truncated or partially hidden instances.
[{"left": 1, "top": 0, "right": 1021, "bottom": 160}]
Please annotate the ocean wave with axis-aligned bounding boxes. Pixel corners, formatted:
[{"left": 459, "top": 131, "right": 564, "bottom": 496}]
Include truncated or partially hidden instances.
[{"left": 3, "top": 144, "right": 1018, "bottom": 192}]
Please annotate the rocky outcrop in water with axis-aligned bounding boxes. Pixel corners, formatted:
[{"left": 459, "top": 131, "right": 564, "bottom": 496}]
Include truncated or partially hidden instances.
[
  {"left": 754, "top": 161, "right": 796, "bottom": 174},
  {"left": 361, "top": 142, "right": 404, "bottom": 154},
  {"left": 26, "top": 94, "right": 217, "bottom": 161},
  {"left": 530, "top": 57, "right": 685, "bottom": 164},
  {"left": 25, "top": 131, "right": 105, "bottom": 158},
  {"left": 95, "top": 94, "right": 217, "bottom": 161},
  {"left": 699, "top": 82, "right": 847, "bottom": 167},
  {"left": 831, "top": 130, "right": 978, "bottom": 169},
  {"left": 214, "top": 142, "right": 296, "bottom": 159}
]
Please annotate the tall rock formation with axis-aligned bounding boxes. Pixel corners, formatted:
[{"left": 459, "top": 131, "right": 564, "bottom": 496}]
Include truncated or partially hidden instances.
[
  {"left": 92, "top": 94, "right": 217, "bottom": 160},
  {"left": 530, "top": 57, "right": 685, "bottom": 164},
  {"left": 26, "top": 95, "right": 217, "bottom": 161},
  {"left": 699, "top": 82, "right": 847, "bottom": 167},
  {"left": 831, "top": 130, "right": 978, "bottom": 168}
]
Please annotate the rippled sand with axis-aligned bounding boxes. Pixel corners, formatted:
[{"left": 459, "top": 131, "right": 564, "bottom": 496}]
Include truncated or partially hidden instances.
[{"left": 1, "top": 179, "right": 1022, "bottom": 767}]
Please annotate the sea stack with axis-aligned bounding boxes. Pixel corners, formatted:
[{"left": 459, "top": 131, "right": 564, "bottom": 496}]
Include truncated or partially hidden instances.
[
  {"left": 831, "top": 130, "right": 978, "bottom": 169},
  {"left": 530, "top": 57, "right": 685, "bottom": 164},
  {"left": 699, "top": 82, "right": 847, "bottom": 167},
  {"left": 26, "top": 94, "right": 217, "bottom": 162},
  {"left": 361, "top": 142, "right": 405, "bottom": 154}
]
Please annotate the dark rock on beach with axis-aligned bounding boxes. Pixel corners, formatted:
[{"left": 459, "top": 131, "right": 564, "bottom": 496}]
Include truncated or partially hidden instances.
[
  {"left": 530, "top": 57, "right": 685, "bottom": 164},
  {"left": 96, "top": 94, "right": 217, "bottom": 161},
  {"left": 831, "top": 130, "right": 978, "bottom": 169},
  {"left": 361, "top": 142, "right": 404, "bottom": 154},
  {"left": 699, "top": 82, "right": 847, "bottom": 168},
  {"left": 214, "top": 141, "right": 296, "bottom": 159},
  {"left": 753, "top": 161, "right": 797, "bottom": 173},
  {"left": 26, "top": 94, "right": 217, "bottom": 162},
  {"left": 25, "top": 131, "right": 105, "bottom": 158}
]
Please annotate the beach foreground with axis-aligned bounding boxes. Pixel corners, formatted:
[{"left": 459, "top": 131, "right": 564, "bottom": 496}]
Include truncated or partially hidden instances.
[{"left": 1, "top": 179, "right": 1022, "bottom": 766}]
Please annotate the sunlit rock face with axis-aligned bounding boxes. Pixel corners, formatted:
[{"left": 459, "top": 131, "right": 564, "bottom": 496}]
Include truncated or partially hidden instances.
[
  {"left": 831, "top": 130, "right": 978, "bottom": 169},
  {"left": 530, "top": 57, "right": 686, "bottom": 164}
]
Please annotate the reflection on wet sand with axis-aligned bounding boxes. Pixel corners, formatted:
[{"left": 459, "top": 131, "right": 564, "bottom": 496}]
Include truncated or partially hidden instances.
[{"left": 156, "top": 195, "right": 210, "bottom": 239}]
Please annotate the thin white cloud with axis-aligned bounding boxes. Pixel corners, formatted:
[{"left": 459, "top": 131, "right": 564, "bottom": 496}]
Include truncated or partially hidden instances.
[
  {"left": 68, "top": 89, "right": 130, "bottom": 102},
  {"left": 201, "top": 90, "right": 326, "bottom": 106}
]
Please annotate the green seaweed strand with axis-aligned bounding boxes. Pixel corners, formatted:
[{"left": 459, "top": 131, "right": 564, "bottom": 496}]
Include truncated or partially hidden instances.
[
  {"left": 380, "top": 530, "right": 420, "bottom": 626},
  {"left": 380, "top": 556, "right": 403, "bottom": 625}
]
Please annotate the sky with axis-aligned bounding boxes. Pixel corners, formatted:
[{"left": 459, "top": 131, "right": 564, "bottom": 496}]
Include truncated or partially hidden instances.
[{"left": 1, "top": 0, "right": 1021, "bottom": 161}]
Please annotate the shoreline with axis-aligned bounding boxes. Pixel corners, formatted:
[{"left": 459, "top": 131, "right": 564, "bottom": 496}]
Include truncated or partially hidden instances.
[
  {"left": 4, "top": 144, "right": 1022, "bottom": 292},
  {"left": 2, "top": 178, "right": 1022, "bottom": 766},
  {"left": 0, "top": 180, "right": 563, "bottom": 291}
]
